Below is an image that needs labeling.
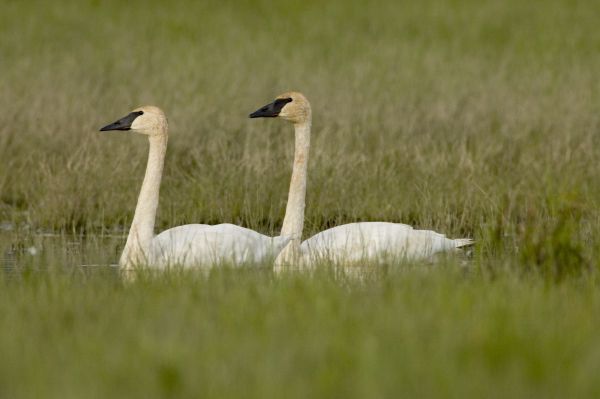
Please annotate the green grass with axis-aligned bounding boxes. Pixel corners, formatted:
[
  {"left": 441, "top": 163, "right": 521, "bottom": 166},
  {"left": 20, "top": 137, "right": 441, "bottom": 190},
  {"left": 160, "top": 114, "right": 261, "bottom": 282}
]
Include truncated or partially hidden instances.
[
  {"left": 1, "top": 266, "right": 600, "bottom": 399},
  {"left": 1, "top": 0, "right": 600, "bottom": 397}
]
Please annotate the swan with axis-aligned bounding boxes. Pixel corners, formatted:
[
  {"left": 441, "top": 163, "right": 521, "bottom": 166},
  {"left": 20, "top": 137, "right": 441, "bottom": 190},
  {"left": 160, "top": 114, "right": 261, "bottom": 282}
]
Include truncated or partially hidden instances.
[
  {"left": 99, "top": 106, "right": 290, "bottom": 270},
  {"left": 249, "top": 92, "right": 473, "bottom": 269}
]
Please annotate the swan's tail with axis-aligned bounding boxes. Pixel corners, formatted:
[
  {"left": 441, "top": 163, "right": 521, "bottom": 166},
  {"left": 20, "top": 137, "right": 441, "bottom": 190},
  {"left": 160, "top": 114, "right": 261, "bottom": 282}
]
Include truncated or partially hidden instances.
[{"left": 454, "top": 238, "right": 475, "bottom": 248}]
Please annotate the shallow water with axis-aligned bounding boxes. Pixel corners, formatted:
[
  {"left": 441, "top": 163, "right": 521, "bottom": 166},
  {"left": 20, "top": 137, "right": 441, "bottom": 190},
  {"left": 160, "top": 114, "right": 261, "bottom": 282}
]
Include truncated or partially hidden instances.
[
  {"left": 0, "top": 229, "right": 124, "bottom": 277},
  {"left": 0, "top": 226, "right": 475, "bottom": 283}
]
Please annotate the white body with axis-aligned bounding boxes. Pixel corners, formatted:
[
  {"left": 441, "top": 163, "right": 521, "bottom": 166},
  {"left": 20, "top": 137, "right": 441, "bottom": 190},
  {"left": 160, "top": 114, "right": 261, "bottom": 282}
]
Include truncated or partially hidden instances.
[
  {"left": 299, "top": 222, "right": 472, "bottom": 264},
  {"left": 150, "top": 224, "right": 289, "bottom": 267}
]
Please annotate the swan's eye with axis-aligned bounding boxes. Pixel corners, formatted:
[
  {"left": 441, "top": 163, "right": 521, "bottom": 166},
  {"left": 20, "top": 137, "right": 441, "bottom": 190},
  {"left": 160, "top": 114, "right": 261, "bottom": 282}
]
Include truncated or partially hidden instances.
[
  {"left": 136, "top": 111, "right": 144, "bottom": 116},
  {"left": 274, "top": 98, "right": 293, "bottom": 108},
  {"left": 280, "top": 98, "right": 293, "bottom": 104}
]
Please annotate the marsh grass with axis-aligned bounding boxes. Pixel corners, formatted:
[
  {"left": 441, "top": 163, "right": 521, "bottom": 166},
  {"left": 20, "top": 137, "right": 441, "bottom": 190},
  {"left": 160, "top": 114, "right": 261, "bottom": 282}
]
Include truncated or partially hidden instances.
[
  {"left": 1, "top": 0, "right": 600, "bottom": 397},
  {"left": 1, "top": 261, "right": 600, "bottom": 399}
]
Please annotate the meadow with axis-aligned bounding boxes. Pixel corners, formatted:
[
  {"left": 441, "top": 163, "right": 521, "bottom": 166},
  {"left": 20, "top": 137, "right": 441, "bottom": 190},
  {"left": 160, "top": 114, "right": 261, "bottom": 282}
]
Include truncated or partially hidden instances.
[{"left": 1, "top": 0, "right": 600, "bottom": 397}]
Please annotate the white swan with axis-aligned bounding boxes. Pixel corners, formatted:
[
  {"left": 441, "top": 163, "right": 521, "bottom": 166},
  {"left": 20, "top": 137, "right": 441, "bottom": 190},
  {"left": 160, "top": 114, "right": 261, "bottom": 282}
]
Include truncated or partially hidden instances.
[
  {"left": 100, "top": 106, "right": 290, "bottom": 270},
  {"left": 249, "top": 92, "right": 473, "bottom": 269}
]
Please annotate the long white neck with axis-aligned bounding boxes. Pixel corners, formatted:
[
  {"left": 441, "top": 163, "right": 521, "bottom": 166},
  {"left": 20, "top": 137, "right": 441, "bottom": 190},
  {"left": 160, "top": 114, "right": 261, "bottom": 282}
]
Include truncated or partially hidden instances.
[
  {"left": 120, "top": 134, "right": 167, "bottom": 269},
  {"left": 275, "top": 120, "right": 311, "bottom": 265}
]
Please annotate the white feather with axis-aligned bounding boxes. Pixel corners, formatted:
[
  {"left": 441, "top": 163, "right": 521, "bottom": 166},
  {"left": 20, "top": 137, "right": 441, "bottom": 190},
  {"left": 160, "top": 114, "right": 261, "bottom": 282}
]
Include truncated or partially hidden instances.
[
  {"left": 300, "top": 222, "right": 472, "bottom": 264},
  {"left": 151, "top": 224, "right": 290, "bottom": 267}
]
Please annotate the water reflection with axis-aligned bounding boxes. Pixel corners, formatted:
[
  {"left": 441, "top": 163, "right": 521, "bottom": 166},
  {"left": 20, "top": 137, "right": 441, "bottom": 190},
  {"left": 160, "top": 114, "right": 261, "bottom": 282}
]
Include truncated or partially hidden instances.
[{"left": 1, "top": 230, "right": 123, "bottom": 277}]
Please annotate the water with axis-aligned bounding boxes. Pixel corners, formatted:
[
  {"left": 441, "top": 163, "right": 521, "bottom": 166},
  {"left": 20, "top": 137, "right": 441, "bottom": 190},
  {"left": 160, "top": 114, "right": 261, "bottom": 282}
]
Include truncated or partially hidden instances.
[
  {"left": 1, "top": 228, "right": 123, "bottom": 278},
  {"left": 0, "top": 226, "right": 475, "bottom": 281}
]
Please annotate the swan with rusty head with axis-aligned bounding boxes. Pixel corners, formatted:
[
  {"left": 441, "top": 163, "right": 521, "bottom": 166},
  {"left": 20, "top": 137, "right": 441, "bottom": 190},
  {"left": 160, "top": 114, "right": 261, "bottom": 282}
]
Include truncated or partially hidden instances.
[
  {"left": 249, "top": 92, "right": 473, "bottom": 270},
  {"left": 99, "top": 106, "right": 290, "bottom": 270}
]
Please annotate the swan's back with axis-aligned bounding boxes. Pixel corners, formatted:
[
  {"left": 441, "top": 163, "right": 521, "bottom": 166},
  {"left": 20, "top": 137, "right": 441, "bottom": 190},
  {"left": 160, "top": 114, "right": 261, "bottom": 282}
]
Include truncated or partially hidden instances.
[
  {"left": 151, "top": 223, "right": 290, "bottom": 268},
  {"left": 300, "top": 222, "right": 471, "bottom": 263}
]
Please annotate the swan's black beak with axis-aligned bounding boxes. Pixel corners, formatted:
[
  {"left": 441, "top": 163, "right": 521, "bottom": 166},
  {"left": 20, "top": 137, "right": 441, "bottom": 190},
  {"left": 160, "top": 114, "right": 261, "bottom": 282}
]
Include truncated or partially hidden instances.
[
  {"left": 249, "top": 98, "right": 292, "bottom": 118},
  {"left": 99, "top": 111, "right": 144, "bottom": 131}
]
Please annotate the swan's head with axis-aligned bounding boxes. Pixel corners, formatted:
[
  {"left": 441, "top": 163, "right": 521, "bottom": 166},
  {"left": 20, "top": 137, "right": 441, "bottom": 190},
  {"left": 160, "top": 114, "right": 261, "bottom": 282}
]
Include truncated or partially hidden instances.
[
  {"left": 249, "top": 92, "right": 311, "bottom": 124},
  {"left": 99, "top": 105, "right": 168, "bottom": 136}
]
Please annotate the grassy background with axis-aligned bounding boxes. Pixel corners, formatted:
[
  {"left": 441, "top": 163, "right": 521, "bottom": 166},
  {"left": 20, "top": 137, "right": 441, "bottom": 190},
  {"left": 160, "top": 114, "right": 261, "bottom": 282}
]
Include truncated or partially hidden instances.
[
  {"left": 2, "top": 267, "right": 600, "bottom": 399},
  {"left": 1, "top": 0, "right": 600, "bottom": 397}
]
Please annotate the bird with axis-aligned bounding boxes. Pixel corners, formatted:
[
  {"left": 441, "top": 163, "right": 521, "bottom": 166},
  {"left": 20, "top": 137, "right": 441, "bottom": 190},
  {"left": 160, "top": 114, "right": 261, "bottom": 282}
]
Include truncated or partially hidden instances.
[
  {"left": 99, "top": 106, "right": 290, "bottom": 271},
  {"left": 249, "top": 92, "right": 473, "bottom": 270}
]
